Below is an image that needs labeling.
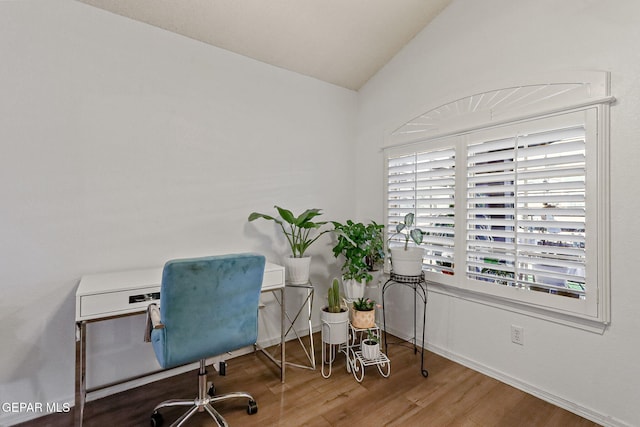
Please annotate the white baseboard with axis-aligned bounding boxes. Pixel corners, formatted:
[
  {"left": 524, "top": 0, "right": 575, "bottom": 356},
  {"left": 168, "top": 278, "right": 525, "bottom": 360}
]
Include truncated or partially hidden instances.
[{"left": 383, "top": 325, "right": 629, "bottom": 427}]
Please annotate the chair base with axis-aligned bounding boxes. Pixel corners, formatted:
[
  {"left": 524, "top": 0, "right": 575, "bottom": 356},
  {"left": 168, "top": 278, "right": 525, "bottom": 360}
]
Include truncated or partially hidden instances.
[{"left": 151, "top": 360, "right": 257, "bottom": 427}]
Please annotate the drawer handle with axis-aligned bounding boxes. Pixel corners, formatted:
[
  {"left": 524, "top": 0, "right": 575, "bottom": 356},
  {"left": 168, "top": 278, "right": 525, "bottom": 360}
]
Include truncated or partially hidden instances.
[{"left": 129, "top": 292, "right": 160, "bottom": 304}]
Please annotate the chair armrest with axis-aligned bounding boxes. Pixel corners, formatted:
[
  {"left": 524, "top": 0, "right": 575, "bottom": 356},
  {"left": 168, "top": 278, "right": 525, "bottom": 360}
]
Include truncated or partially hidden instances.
[
  {"left": 148, "top": 304, "right": 164, "bottom": 329},
  {"left": 144, "top": 303, "right": 164, "bottom": 342}
]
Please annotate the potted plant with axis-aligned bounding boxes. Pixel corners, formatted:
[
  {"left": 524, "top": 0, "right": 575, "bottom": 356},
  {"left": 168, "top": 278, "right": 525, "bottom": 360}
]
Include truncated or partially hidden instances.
[
  {"left": 331, "top": 220, "right": 385, "bottom": 300},
  {"left": 248, "top": 206, "right": 331, "bottom": 284},
  {"left": 350, "top": 297, "right": 377, "bottom": 329},
  {"left": 361, "top": 329, "right": 380, "bottom": 361},
  {"left": 364, "top": 221, "right": 385, "bottom": 272},
  {"left": 320, "top": 278, "right": 349, "bottom": 345},
  {"left": 388, "top": 213, "right": 425, "bottom": 276}
]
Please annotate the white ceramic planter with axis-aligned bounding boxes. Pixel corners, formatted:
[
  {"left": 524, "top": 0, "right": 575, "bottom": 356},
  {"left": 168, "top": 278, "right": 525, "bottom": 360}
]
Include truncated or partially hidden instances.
[
  {"left": 361, "top": 340, "right": 380, "bottom": 360},
  {"left": 390, "top": 247, "right": 424, "bottom": 276},
  {"left": 320, "top": 309, "right": 349, "bottom": 345},
  {"left": 284, "top": 256, "right": 311, "bottom": 284},
  {"left": 343, "top": 277, "right": 366, "bottom": 301}
]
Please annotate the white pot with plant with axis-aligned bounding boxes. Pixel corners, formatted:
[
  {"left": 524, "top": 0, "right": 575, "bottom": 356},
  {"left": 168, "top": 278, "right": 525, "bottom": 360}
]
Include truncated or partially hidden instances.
[
  {"left": 249, "top": 206, "right": 330, "bottom": 284},
  {"left": 361, "top": 329, "right": 380, "bottom": 360},
  {"left": 350, "top": 297, "right": 377, "bottom": 329},
  {"left": 332, "top": 220, "right": 385, "bottom": 301},
  {"left": 388, "top": 213, "right": 425, "bottom": 276},
  {"left": 321, "top": 278, "right": 349, "bottom": 345}
]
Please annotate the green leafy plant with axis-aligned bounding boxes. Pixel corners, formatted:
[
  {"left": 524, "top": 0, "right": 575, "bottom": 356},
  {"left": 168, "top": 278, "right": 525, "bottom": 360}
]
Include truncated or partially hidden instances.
[
  {"left": 365, "top": 328, "right": 379, "bottom": 344},
  {"left": 352, "top": 297, "right": 375, "bottom": 311},
  {"left": 388, "top": 213, "right": 424, "bottom": 250},
  {"left": 327, "top": 278, "right": 343, "bottom": 313},
  {"left": 332, "top": 220, "right": 385, "bottom": 282},
  {"left": 364, "top": 221, "right": 385, "bottom": 271},
  {"left": 248, "top": 206, "right": 330, "bottom": 258}
]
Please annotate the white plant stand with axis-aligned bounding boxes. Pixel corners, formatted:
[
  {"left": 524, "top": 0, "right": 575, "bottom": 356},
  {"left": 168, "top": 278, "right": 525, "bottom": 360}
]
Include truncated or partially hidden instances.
[
  {"left": 320, "top": 310, "right": 349, "bottom": 378},
  {"left": 345, "top": 323, "right": 390, "bottom": 383}
]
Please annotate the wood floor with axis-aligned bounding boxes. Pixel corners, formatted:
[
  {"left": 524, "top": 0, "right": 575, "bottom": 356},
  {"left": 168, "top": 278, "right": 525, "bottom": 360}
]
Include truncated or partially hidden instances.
[{"left": 19, "top": 333, "right": 600, "bottom": 427}]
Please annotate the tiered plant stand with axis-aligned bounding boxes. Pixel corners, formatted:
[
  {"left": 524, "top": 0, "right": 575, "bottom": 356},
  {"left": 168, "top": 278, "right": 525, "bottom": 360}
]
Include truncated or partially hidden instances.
[{"left": 345, "top": 323, "right": 390, "bottom": 383}]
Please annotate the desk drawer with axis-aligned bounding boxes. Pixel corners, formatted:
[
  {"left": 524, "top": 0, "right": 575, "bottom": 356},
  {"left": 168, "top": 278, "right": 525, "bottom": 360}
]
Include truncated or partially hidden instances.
[
  {"left": 262, "top": 268, "right": 285, "bottom": 290},
  {"left": 79, "top": 286, "right": 160, "bottom": 320}
]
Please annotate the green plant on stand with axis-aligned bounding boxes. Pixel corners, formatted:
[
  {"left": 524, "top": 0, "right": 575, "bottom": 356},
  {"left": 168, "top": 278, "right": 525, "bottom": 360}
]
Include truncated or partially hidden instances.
[
  {"left": 332, "top": 220, "right": 385, "bottom": 300},
  {"left": 366, "top": 328, "right": 379, "bottom": 344},
  {"left": 332, "top": 220, "right": 375, "bottom": 283},
  {"left": 361, "top": 328, "right": 381, "bottom": 361},
  {"left": 249, "top": 205, "right": 331, "bottom": 284},
  {"left": 321, "top": 278, "right": 349, "bottom": 377},
  {"left": 388, "top": 213, "right": 424, "bottom": 250},
  {"left": 327, "top": 278, "right": 342, "bottom": 313},
  {"left": 248, "top": 206, "right": 331, "bottom": 258},
  {"left": 387, "top": 213, "right": 425, "bottom": 276},
  {"left": 364, "top": 221, "right": 385, "bottom": 271},
  {"left": 351, "top": 297, "right": 377, "bottom": 329},
  {"left": 352, "top": 297, "right": 376, "bottom": 311}
]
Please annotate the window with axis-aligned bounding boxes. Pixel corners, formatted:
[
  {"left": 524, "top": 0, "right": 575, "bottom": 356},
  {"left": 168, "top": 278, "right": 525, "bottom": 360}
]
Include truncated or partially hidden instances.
[
  {"left": 384, "top": 74, "right": 612, "bottom": 326},
  {"left": 387, "top": 145, "right": 456, "bottom": 275}
]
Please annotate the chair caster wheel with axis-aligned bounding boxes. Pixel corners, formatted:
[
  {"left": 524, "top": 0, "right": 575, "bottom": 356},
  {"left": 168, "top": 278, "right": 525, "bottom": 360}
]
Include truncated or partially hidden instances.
[
  {"left": 207, "top": 384, "right": 216, "bottom": 397},
  {"left": 247, "top": 399, "right": 258, "bottom": 415},
  {"left": 150, "top": 411, "right": 163, "bottom": 426}
]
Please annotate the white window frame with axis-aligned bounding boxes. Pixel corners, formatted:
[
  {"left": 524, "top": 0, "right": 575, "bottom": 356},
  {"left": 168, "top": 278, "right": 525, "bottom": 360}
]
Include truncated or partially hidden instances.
[{"left": 384, "top": 72, "right": 613, "bottom": 330}]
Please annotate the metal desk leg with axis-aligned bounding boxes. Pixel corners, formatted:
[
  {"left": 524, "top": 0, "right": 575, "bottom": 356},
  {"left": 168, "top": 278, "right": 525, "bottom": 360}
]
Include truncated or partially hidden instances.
[
  {"left": 280, "top": 287, "right": 285, "bottom": 383},
  {"left": 74, "top": 322, "right": 86, "bottom": 427},
  {"left": 282, "top": 284, "right": 315, "bottom": 370},
  {"left": 305, "top": 286, "right": 315, "bottom": 369},
  {"left": 255, "top": 286, "right": 287, "bottom": 382}
]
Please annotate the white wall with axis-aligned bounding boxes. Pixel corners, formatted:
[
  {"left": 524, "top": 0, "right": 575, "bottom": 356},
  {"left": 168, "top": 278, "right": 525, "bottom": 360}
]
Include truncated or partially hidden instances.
[
  {"left": 0, "top": 1, "right": 355, "bottom": 424},
  {"left": 356, "top": 1, "right": 640, "bottom": 426}
]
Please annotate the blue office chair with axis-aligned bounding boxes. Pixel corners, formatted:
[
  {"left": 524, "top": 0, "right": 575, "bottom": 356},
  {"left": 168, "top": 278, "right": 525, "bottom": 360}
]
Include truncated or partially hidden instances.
[{"left": 146, "top": 253, "right": 265, "bottom": 427}]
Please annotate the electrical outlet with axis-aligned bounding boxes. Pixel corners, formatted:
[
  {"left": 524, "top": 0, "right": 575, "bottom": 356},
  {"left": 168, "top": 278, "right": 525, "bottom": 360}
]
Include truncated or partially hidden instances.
[{"left": 511, "top": 325, "right": 524, "bottom": 345}]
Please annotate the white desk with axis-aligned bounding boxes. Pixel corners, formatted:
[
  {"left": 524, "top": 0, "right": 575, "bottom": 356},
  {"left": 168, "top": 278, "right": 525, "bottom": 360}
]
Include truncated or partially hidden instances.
[{"left": 74, "top": 262, "right": 285, "bottom": 427}]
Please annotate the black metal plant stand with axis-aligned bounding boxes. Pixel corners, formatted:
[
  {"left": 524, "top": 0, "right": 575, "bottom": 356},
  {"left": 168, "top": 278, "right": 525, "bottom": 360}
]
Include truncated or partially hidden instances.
[{"left": 382, "top": 271, "right": 428, "bottom": 378}]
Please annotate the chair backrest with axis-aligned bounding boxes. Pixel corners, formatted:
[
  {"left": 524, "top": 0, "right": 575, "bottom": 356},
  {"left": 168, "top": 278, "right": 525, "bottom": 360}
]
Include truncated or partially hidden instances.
[{"left": 151, "top": 253, "right": 265, "bottom": 369}]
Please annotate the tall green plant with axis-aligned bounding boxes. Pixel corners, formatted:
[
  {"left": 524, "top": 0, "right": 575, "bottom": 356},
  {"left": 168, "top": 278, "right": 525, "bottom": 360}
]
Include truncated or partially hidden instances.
[
  {"left": 327, "top": 278, "right": 342, "bottom": 313},
  {"left": 332, "top": 220, "right": 385, "bottom": 282},
  {"left": 248, "top": 206, "right": 330, "bottom": 258},
  {"left": 364, "top": 221, "right": 385, "bottom": 271}
]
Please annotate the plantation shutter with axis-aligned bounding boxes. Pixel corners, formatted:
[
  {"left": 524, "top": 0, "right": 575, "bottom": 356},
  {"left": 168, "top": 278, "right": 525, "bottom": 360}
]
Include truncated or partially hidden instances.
[
  {"left": 466, "top": 125, "right": 587, "bottom": 298},
  {"left": 387, "top": 145, "right": 456, "bottom": 275}
]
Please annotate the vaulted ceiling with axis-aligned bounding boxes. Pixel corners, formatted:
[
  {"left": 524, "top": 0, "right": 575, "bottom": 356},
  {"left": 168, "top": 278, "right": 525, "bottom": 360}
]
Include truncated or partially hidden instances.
[{"left": 76, "top": 0, "right": 452, "bottom": 90}]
